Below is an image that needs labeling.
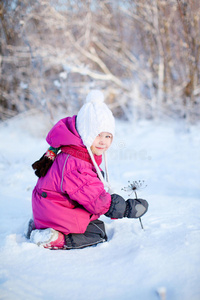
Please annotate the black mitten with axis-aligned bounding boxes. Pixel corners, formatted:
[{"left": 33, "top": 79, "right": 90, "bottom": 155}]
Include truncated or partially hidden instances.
[
  {"left": 105, "top": 194, "right": 148, "bottom": 219},
  {"left": 32, "top": 147, "right": 59, "bottom": 178},
  {"left": 124, "top": 198, "right": 148, "bottom": 218}
]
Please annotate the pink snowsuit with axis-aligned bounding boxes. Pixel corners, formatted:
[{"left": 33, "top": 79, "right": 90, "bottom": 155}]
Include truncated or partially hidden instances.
[{"left": 32, "top": 116, "right": 112, "bottom": 235}]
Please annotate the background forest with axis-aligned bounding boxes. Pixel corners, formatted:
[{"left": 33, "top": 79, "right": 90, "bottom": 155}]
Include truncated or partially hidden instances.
[{"left": 0, "top": 0, "right": 200, "bottom": 123}]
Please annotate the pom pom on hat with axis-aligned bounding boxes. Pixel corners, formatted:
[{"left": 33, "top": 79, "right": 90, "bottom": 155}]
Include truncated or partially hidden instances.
[{"left": 86, "top": 90, "right": 104, "bottom": 104}]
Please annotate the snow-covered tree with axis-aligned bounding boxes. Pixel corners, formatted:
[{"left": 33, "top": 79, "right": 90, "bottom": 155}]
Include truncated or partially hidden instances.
[{"left": 0, "top": 0, "right": 199, "bottom": 122}]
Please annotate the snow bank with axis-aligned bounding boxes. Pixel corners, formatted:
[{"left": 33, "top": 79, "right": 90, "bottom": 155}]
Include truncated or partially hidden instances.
[{"left": 0, "top": 111, "right": 200, "bottom": 300}]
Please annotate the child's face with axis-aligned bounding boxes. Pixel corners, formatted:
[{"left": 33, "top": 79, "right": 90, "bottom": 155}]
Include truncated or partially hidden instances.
[{"left": 90, "top": 132, "right": 113, "bottom": 156}]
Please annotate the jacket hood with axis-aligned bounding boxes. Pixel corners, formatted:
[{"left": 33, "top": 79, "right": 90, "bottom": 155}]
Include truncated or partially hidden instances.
[{"left": 46, "top": 115, "right": 85, "bottom": 148}]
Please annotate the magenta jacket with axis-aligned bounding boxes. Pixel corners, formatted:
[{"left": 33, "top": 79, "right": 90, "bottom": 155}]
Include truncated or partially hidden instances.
[{"left": 32, "top": 116, "right": 112, "bottom": 235}]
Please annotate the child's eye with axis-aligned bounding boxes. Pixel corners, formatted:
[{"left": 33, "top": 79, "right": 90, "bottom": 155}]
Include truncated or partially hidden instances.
[{"left": 106, "top": 135, "right": 111, "bottom": 138}]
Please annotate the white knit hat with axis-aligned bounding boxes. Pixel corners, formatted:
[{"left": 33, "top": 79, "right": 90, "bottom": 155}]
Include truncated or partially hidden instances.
[{"left": 76, "top": 90, "right": 115, "bottom": 190}]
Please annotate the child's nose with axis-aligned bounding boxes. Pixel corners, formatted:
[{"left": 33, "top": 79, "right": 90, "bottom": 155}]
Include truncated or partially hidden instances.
[{"left": 99, "top": 138, "right": 105, "bottom": 144}]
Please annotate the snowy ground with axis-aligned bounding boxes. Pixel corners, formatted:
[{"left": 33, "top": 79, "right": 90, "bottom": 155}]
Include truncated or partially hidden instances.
[{"left": 0, "top": 110, "right": 200, "bottom": 300}]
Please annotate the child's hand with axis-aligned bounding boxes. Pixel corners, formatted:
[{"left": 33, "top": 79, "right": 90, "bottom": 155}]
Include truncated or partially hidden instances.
[
  {"left": 105, "top": 194, "right": 148, "bottom": 219},
  {"left": 124, "top": 198, "right": 148, "bottom": 218}
]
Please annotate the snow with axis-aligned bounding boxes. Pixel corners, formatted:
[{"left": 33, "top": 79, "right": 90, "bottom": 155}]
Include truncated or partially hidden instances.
[{"left": 0, "top": 111, "right": 200, "bottom": 300}]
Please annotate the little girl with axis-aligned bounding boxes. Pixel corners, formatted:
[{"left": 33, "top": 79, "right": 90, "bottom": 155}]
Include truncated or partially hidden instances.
[{"left": 27, "top": 90, "right": 148, "bottom": 250}]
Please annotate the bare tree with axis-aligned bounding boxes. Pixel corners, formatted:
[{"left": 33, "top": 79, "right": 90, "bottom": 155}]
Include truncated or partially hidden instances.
[{"left": 0, "top": 0, "right": 200, "bottom": 122}]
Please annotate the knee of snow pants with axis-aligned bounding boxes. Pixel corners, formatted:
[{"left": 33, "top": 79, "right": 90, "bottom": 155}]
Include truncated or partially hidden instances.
[{"left": 64, "top": 219, "right": 107, "bottom": 249}]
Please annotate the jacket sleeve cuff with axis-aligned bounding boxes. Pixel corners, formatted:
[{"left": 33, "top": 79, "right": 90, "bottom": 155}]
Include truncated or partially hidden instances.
[{"left": 104, "top": 194, "right": 126, "bottom": 219}]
